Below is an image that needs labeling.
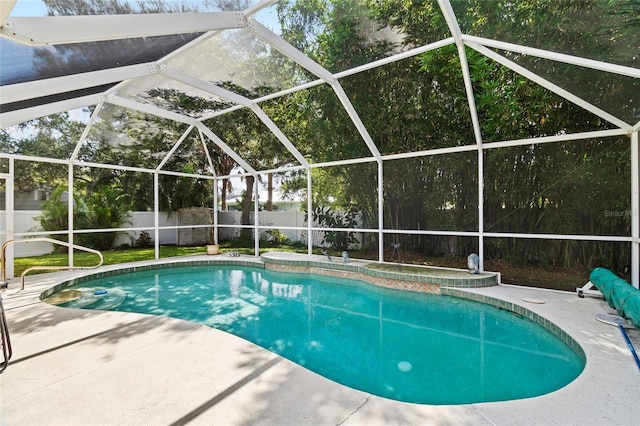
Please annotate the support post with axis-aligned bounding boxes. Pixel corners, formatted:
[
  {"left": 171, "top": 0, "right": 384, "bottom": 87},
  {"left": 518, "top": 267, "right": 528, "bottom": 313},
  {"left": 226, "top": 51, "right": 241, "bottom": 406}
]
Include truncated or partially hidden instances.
[
  {"left": 154, "top": 171, "right": 160, "bottom": 260},
  {"left": 250, "top": 175, "right": 257, "bottom": 256},
  {"left": 67, "top": 163, "right": 74, "bottom": 267},
  {"left": 3, "top": 159, "right": 15, "bottom": 280},
  {"left": 478, "top": 147, "right": 484, "bottom": 272},
  {"left": 631, "top": 131, "right": 639, "bottom": 289},
  {"left": 213, "top": 177, "right": 218, "bottom": 245},
  {"left": 307, "top": 170, "right": 313, "bottom": 255},
  {"left": 378, "top": 161, "right": 384, "bottom": 263}
]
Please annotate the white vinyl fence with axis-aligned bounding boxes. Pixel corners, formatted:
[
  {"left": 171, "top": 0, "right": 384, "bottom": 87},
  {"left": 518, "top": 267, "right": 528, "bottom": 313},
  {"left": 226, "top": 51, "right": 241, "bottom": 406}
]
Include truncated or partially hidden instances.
[{"left": 1, "top": 210, "right": 309, "bottom": 257}]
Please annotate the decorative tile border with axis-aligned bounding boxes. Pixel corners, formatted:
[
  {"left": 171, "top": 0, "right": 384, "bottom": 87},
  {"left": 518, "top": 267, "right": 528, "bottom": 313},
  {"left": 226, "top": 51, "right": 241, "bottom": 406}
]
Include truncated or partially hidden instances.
[
  {"left": 43, "top": 254, "right": 497, "bottom": 299},
  {"left": 265, "top": 263, "right": 440, "bottom": 293},
  {"left": 40, "top": 254, "right": 582, "bottom": 362},
  {"left": 261, "top": 253, "right": 499, "bottom": 290},
  {"left": 441, "top": 287, "right": 586, "bottom": 362},
  {"left": 40, "top": 258, "right": 264, "bottom": 300}
]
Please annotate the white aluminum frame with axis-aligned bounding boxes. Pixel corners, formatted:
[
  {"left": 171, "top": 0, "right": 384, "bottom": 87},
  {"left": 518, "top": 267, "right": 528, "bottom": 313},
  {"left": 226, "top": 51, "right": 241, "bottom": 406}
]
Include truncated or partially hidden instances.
[{"left": 0, "top": 0, "right": 637, "bottom": 287}]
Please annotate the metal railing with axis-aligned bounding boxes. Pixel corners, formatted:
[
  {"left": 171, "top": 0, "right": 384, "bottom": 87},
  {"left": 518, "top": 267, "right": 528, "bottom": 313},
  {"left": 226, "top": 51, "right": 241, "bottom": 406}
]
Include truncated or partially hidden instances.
[
  {"left": 1, "top": 238, "right": 104, "bottom": 291},
  {"left": 0, "top": 295, "right": 11, "bottom": 373}
]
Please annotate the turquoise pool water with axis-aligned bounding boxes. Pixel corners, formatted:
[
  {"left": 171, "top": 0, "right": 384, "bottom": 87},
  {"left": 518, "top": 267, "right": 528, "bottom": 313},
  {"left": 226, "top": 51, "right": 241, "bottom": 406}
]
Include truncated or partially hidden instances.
[{"left": 46, "top": 264, "right": 584, "bottom": 404}]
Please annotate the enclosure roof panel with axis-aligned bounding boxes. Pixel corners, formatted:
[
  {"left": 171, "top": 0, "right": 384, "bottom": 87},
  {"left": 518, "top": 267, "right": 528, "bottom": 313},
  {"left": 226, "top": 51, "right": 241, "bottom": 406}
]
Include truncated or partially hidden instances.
[
  {"left": 0, "top": 34, "right": 202, "bottom": 87},
  {"left": 0, "top": 0, "right": 269, "bottom": 114},
  {"left": 0, "top": 0, "right": 638, "bottom": 142},
  {"left": 452, "top": 0, "right": 639, "bottom": 69}
]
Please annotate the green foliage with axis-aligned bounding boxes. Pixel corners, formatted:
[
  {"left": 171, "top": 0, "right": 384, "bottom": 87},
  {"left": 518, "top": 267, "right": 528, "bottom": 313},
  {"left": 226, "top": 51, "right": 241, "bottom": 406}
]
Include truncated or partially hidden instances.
[
  {"left": 37, "top": 185, "right": 132, "bottom": 251},
  {"left": 277, "top": 0, "right": 327, "bottom": 56},
  {"left": 78, "top": 185, "right": 133, "bottom": 250},
  {"left": 6, "top": 0, "right": 637, "bottom": 275},
  {"left": 135, "top": 231, "right": 153, "bottom": 248},
  {"left": 2, "top": 113, "right": 85, "bottom": 191},
  {"left": 36, "top": 187, "right": 89, "bottom": 252},
  {"left": 308, "top": 205, "right": 359, "bottom": 251},
  {"left": 12, "top": 245, "right": 207, "bottom": 277},
  {"left": 260, "top": 229, "right": 291, "bottom": 247},
  {"left": 316, "top": 0, "right": 393, "bottom": 71},
  {"left": 89, "top": 101, "right": 215, "bottom": 213}
]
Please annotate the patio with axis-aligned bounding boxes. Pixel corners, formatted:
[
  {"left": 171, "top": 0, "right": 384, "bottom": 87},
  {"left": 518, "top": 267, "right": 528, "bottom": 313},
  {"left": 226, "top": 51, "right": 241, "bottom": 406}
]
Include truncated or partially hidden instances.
[
  {"left": 1, "top": 255, "right": 639, "bottom": 425},
  {"left": 1, "top": 1, "right": 639, "bottom": 424}
]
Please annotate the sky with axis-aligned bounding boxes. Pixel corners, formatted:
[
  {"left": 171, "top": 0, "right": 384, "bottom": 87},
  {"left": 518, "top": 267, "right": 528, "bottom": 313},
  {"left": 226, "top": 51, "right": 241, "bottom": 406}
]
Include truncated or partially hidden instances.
[
  {"left": 8, "top": 0, "right": 48, "bottom": 17},
  {"left": 7, "top": 0, "right": 279, "bottom": 27}
]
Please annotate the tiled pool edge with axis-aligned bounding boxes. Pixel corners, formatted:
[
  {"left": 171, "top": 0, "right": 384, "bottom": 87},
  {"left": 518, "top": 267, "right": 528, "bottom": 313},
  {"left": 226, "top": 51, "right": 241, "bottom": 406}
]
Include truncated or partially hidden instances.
[
  {"left": 265, "top": 262, "right": 442, "bottom": 293},
  {"left": 264, "top": 256, "right": 583, "bottom": 363},
  {"left": 262, "top": 253, "right": 498, "bottom": 291},
  {"left": 39, "top": 255, "right": 584, "bottom": 363},
  {"left": 442, "top": 287, "right": 587, "bottom": 363},
  {"left": 39, "top": 258, "right": 264, "bottom": 300}
]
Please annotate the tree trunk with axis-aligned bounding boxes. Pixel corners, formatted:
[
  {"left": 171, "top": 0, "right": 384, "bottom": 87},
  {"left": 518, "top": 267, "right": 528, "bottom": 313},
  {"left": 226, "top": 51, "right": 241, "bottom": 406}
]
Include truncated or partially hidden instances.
[
  {"left": 241, "top": 175, "right": 254, "bottom": 239},
  {"left": 221, "top": 178, "right": 228, "bottom": 211},
  {"left": 267, "top": 173, "right": 273, "bottom": 211}
]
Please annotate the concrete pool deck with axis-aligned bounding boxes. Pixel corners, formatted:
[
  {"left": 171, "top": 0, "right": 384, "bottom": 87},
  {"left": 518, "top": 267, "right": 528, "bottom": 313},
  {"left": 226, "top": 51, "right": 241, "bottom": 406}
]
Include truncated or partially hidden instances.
[{"left": 1, "top": 255, "right": 639, "bottom": 425}]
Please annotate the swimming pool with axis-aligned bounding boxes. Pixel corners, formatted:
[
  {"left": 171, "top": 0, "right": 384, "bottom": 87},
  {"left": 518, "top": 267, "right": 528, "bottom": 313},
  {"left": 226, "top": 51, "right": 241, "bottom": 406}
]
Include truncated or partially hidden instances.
[{"left": 43, "top": 263, "right": 585, "bottom": 405}]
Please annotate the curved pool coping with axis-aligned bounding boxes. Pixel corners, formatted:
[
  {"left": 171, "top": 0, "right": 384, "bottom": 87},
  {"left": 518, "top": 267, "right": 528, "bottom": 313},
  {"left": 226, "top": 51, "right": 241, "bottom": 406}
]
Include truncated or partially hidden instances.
[
  {"left": 2, "top": 253, "right": 639, "bottom": 425},
  {"left": 262, "top": 252, "right": 499, "bottom": 290},
  {"left": 39, "top": 253, "right": 584, "bottom": 366}
]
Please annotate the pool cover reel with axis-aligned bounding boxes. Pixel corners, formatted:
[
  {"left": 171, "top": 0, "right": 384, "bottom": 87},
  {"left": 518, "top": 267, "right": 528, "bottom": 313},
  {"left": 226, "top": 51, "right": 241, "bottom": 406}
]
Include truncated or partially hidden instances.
[{"left": 590, "top": 267, "right": 640, "bottom": 329}]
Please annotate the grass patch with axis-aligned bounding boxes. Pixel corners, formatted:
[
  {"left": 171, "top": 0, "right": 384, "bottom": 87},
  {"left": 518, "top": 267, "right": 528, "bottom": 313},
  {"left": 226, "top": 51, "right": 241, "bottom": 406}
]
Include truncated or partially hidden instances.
[
  {"left": 11, "top": 246, "right": 205, "bottom": 276},
  {"left": 10, "top": 244, "right": 312, "bottom": 277},
  {"left": 9, "top": 245, "right": 586, "bottom": 292}
]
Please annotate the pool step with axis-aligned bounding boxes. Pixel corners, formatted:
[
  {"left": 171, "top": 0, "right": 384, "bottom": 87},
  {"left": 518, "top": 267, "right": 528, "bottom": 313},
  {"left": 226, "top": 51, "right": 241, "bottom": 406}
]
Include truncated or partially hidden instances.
[{"left": 44, "top": 288, "right": 127, "bottom": 311}]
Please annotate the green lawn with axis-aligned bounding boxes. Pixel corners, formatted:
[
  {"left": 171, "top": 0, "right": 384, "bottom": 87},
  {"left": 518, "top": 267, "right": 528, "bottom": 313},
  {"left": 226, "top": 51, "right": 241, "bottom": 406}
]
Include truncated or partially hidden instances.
[
  {"left": 9, "top": 246, "right": 586, "bottom": 292},
  {"left": 11, "top": 246, "right": 204, "bottom": 277},
  {"left": 10, "top": 245, "right": 311, "bottom": 277}
]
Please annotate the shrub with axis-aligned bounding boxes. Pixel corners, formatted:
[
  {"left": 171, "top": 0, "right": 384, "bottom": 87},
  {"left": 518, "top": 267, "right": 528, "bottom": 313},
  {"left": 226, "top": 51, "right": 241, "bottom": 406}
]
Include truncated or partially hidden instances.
[
  {"left": 260, "top": 229, "right": 290, "bottom": 247},
  {"left": 38, "top": 185, "right": 132, "bottom": 251},
  {"left": 307, "top": 205, "right": 359, "bottom": 251},
  {"left": 36, "top": 187, "right": 89, "bottom": 252},
  {"left": 135, "top": 231, "right": 153, "bottom": 248}
]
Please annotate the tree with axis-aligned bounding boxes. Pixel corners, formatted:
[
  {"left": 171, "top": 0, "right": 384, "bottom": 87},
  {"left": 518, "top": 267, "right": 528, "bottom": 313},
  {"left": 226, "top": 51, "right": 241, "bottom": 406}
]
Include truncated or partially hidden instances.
[
  {"left": 280, "top": 0, "right": 634, "bottom": 270},
  {"left": 1, "top": 113, "right": 86, "bottom": 192},
  {"left": 370, "top": 0, "right": 633, "bottom": 269},
  {"left": 203, "top": 92, "right": 280, "bottom": 237}
]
